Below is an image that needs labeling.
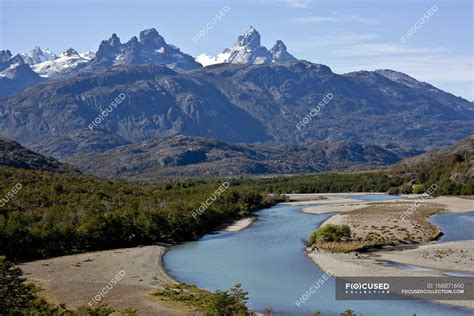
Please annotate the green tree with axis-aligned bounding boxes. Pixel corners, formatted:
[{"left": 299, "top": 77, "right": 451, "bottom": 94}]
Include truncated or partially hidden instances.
[
  {"left": 207, "top": 283, "right": 253, "bottom": 316},
  {"left": 0, "top": 258, "right": 72, "bottom": 315}
]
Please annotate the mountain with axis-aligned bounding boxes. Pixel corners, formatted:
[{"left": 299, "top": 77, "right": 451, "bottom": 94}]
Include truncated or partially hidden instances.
[
  {"left": 88, "top": 28, "right": 201, "bottom": 71},
  {"left": 31, "top": 48, "right": 92, "bottom": 78},
  {"left": 209, "top": 61, "right": 474, "bottom": 147},
  {"left": 390, "top": 135, "right": 474, "bottom": 194},
  {"left": 0, "top": 63, "right": 270, "bottom": 148},
  {"left": 0, "top": 139, "right": 74, "bottom": 173},
  {"left": 196, "top": 26, "right": 296, "bottom": 66},
  {"left": 0, "top": 60, "right": 472, "bottom": 152},
  {"left": 27, "top": 129, "right": 132, "bottom": 160},
  {"left": 0, "top": 52, "right": 44, "bottom": 97},
  {"left": 65, "top": 135, "right": 409, "bottom": 179},
  {"left": 20, "top": 46, "right": 57, "bottom": 65}
]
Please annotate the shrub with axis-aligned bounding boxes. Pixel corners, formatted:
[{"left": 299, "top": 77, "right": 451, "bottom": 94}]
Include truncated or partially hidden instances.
[{"left": 309, "top": 224, "right": 351, "bottom": 245}]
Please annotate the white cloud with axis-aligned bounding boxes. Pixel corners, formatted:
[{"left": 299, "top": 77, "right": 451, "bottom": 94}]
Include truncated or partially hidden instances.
[
  {"left": 291, "top": 14, "right": 377, "bottom": 25},
  {"left": 258, "top": 0, "right": 312, "bottom": 9}
]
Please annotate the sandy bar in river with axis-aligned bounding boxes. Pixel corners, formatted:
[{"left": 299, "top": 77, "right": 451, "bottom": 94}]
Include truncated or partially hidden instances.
[
  {"left": 223, "top": 216, "right": 257, "bottom": 232},
  {"left": 305, "top": 194, "right": 473, "bottom": 309}
]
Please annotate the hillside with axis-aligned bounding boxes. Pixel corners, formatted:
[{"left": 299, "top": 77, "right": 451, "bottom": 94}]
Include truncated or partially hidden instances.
[
  {"left": 390, "top": 135, "right": 474, "bottom": 194},
  {"left": 65, "top": 135, "right": 415, "bottom": 179},
  {"left": 0, "top": 139, "right": 74, "bottom": 173}
]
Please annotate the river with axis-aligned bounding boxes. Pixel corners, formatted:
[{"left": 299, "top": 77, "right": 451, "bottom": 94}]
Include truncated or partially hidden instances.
[{"left": 164, "top": 194, "right": 473, "bottom": 315}]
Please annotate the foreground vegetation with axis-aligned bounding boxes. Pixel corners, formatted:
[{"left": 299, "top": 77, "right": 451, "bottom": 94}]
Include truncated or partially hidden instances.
[
  {"left": 154, "top": 283, "right": 254, "bottom": 315},
  {"left": 0, "top": 257, "right": 137, "bottom": 315}
]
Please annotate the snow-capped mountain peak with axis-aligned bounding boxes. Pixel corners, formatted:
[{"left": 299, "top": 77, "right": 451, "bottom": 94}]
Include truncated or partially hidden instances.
[
  {"left": 195, "top": 26, "right": 297, "bottom": 67},
  {"left": 64, "top": 48, "right": 80, "bottom": 57},
  {"left": 79, "top": 51, "right": 96, "bottom": 60},
  {"left": 21, "top": 46, "right": 58, "bottom": 65},
  {"left": 89, "top": 28, "right": 201, "bottom": 71},
  {"left": 32, "top": 48, "right": 90, "bottom": 78},
  {"left": 236, "top": 26, "right": 261, "bottom": 48},
  {"left": 270, "top": 40, "right": 296, "bottom": 62},
  {"left": 0, "top": 54, "right": 26, "bottom": 73}
]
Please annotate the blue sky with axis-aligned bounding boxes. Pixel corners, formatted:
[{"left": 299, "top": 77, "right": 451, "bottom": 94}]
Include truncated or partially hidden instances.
[{"left": 1, "top": 0, "right": 472, "bottom": 100}]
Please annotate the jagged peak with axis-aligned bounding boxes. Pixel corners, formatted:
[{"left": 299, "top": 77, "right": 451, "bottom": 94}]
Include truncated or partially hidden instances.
[
  {"left": 270, "top": 40, "right": 296, "bottom": 62},
  {"left": 271, "top": 40, "right": 287, "bottom": 51},
  {"left": 236, "top": 26, "right": 261, "bottom": 48},
  {"left": 9, "top": 54, "right": 25, "bottom": 64},
  {"left": 108, "top": 33, "right": 122, "bottom": 47},
  {"left": 63, "top": 48, "right": 79, "bottom": 57},
  {"left": 139, "top": 28, "right": 166, "bottom": 48},
  {"left": 0, "top": 50, "right": 12, "bottom": 62}
]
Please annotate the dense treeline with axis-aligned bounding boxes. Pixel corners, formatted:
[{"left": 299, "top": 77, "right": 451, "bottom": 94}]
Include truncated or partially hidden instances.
[
  {"left": 232, "top": 171, "right": 404, "bottom": 194},
  {"left": 0, "top": 166, "right": 278, "bottom": 261}
]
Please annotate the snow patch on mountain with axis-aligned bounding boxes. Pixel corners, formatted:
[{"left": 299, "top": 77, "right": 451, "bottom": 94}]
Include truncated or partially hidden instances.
[
  {"left": 195, "top": 26, "right": 296, "bottom": 66},
  {"left": 21, "top": 47, "right": 57, "bottom": 65},
  {"left": 32, "top": 48, "right": 90, "bottom": 77},
  {"left": 196, "top": 50, "right": 231, "bottom": 67},
  {"left": 0, "top": 54, "right": 26, "bottom": 77}
]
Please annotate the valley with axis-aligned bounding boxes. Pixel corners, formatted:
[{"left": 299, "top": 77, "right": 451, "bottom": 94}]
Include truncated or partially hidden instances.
[{"left": 1, "top": 4, "right": 473, "bottom": 315}]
